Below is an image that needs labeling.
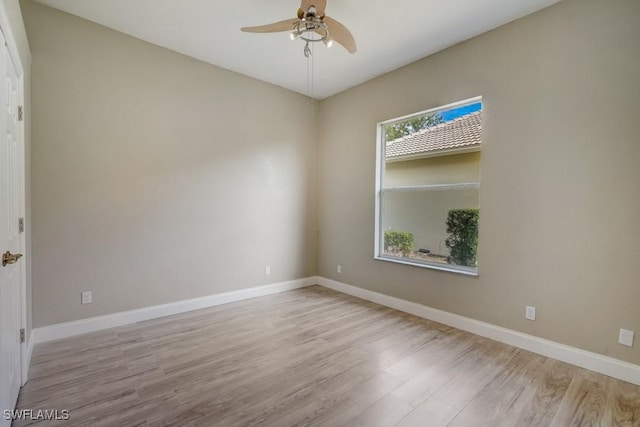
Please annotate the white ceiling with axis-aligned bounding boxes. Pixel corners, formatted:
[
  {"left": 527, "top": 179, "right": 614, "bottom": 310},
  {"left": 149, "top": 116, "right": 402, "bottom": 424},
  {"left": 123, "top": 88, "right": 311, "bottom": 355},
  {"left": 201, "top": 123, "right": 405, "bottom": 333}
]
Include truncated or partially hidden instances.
[{"left": 34, "top": 0, "right": 561, "bottom": 99}]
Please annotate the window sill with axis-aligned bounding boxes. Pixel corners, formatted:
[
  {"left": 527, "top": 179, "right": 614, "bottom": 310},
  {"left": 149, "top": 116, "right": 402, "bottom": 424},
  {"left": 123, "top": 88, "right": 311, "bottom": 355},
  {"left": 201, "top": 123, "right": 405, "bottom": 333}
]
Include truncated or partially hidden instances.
[{"left": 374, "top": 255, "right": 478, "bottom": 277}]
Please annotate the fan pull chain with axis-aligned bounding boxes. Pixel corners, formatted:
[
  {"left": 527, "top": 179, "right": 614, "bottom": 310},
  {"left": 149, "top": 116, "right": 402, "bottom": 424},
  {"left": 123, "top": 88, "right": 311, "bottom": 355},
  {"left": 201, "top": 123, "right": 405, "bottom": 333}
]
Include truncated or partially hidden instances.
[
  {"left": 310, "top": 42, "right": 314, "bottom": 98},
  {"left": 306, "top": 39, "right": 314, "bottom": 99},
  {"left": 306, "top": 47, "right": 310, "bottom": 97}
]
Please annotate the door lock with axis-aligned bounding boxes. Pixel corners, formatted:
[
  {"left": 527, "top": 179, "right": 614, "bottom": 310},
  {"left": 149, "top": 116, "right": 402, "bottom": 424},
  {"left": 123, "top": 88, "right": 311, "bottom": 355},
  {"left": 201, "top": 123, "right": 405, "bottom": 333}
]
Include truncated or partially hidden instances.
[{"left": 2, "top": 251, "right": 23, "bottom": 267}]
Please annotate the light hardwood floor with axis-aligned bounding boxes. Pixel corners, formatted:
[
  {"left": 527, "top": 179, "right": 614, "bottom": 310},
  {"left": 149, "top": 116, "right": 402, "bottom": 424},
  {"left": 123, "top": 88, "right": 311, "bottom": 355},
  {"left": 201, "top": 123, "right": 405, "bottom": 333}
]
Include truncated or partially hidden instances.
[{"left": 16, "top": 286, "right": 640, "bottom": 426}]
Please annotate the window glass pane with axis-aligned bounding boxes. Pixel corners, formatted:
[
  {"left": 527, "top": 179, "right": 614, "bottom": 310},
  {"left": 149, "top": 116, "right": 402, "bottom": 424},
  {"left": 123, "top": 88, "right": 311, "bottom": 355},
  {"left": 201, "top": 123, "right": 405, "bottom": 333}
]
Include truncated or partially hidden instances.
[
  {"left": 380, "top": 187, "right": 479, "bottom": 266},
  {"left": 377, "top": 98, "right": 482, "bottom": 273}
]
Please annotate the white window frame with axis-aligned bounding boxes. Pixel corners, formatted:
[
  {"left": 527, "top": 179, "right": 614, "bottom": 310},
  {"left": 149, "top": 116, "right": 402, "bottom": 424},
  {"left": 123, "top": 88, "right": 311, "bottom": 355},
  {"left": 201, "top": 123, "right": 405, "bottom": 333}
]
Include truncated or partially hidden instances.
[{"left": 374, "top": 96, "right": 482, "bottom": 276}]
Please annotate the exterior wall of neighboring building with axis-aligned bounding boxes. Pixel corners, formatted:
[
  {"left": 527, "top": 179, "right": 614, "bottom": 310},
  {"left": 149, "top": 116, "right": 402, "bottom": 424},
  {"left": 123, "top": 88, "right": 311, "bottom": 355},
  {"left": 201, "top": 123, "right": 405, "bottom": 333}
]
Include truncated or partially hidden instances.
[
  {"left": 384, "top": 151, "right": 480, "bottom": 187},
  {"left": 383, "top": 151, "right": 480, "bottom": 256},
  {"left": 382, "top": 188, "right": 479, "bottom": 257}
]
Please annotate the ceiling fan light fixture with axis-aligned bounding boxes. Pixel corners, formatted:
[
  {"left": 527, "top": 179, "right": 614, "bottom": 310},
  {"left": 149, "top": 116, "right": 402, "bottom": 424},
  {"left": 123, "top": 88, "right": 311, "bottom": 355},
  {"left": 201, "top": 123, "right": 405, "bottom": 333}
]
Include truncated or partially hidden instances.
[
  {"left": 288, "top": 18, "right": 331, "bottom": 56},
  {"left": 240, "top": 0, "right": 357, "bottom": 56}
]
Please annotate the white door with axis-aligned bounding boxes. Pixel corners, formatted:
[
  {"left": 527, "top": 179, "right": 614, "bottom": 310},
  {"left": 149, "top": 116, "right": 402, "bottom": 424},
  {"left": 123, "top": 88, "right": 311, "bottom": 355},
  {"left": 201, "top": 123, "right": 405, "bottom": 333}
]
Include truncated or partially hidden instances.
[{"left": 0, "top": 27, "right": 25, "bottom": 424}]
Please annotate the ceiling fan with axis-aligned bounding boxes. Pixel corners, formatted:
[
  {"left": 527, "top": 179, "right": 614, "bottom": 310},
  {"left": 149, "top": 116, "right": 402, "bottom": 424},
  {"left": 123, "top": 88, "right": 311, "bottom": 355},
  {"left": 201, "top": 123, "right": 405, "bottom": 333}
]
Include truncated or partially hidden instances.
[{"left": 241, "top": 0, "right": 357, "bottom": 57}]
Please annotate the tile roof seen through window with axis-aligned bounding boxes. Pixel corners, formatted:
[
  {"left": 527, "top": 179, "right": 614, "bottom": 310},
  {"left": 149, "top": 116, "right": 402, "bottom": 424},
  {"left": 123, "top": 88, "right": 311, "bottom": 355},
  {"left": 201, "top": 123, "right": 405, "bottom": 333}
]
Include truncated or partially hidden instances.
[{"left": 386, "top": 111, "right": 481, "bottom": 159}]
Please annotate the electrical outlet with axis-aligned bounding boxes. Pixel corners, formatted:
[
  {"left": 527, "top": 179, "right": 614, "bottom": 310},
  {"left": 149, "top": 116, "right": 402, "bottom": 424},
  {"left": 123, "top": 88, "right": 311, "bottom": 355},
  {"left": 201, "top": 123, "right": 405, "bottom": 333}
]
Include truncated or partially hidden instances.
[
  {"left": 525, "top": 305, "right": 536, "bottom": 321},
  {"left": 265, "top": 266, "right": 271, "bottom": 276},
  {"left": 619, "top": 329, "right": 635, "bottom": 347},
  {"left": 337, "top": 265, "right": 342, "bottom": 274},
  {"left": 81, "top": 291, "right": 92, "bottom": 305}
]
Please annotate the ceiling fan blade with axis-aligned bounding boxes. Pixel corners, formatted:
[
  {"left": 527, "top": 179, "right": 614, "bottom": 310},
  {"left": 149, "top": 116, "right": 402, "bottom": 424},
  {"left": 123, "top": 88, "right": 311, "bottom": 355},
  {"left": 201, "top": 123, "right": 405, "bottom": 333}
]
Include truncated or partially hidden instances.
[
  {"left": 241, "top": 18, "right": 298, "bottom": 33},
  {"left": 324, "top": 16, "right": 357, "bottom": 53}
]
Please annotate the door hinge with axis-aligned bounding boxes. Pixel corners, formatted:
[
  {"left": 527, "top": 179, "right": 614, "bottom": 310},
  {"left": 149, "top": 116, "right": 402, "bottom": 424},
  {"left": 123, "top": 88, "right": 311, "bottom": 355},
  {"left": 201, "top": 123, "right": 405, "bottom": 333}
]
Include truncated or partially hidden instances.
[
  {"left": 18, "top": 218, "right": 24, "bottom": 233},
  {"left": 20, "top": 328, "right": 25, "bottom": 343},
  {"left": 18, "top": 105, "right": 23, "bottom": 121}
]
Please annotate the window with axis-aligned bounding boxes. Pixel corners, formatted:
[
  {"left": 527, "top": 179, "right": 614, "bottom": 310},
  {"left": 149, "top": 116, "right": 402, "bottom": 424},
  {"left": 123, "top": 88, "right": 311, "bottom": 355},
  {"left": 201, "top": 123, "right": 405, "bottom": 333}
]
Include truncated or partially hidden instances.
[{"left": 375, "top": 97, "right": 482, "bottom": 275}]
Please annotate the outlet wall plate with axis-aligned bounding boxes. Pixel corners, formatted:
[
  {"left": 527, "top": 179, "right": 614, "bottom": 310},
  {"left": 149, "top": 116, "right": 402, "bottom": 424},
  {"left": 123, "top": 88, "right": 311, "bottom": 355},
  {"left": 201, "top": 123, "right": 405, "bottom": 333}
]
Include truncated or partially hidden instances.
[
  {"left": 619, "top": 329, "right": 635, "bottom": 347},
  {"left": 337, "top": 265, "right": 342, "bottom": 274},
  {"left": 81, "top": 291, "right": 92, "bottom": 305},
  {"left": 525, "top": 305, "right": 536, "bottom": 321}
]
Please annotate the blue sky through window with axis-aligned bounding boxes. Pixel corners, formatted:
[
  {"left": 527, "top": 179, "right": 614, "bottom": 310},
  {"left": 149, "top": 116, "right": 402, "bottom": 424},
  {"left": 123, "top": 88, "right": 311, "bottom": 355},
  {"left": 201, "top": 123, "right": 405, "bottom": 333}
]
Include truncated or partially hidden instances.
[{"left": 440, "top": 102, "right": 482, "bottom": 122}]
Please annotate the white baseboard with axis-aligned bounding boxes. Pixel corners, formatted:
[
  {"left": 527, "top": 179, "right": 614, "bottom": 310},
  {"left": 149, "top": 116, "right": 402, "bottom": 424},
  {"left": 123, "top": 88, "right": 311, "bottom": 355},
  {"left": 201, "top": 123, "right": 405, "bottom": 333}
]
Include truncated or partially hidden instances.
[
  {"left": 317, "top": 277, "right": 640, "bottom": 386},
  {"left": 32, "top": 277, "right": 319, "bottom": 344}
]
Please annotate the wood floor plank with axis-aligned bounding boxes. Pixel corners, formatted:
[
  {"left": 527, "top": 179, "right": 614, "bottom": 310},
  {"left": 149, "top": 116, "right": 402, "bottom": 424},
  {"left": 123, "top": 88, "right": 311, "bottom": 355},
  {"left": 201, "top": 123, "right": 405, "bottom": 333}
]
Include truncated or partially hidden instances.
[
  {"left": 499, "top": 358, "right": 578, "bottom": 427},
  {"left": 14, "top": 285, "right": 640, "bottom": 426},
  {"left": 396, "top": 396, "right": 460, "bottom": 427},
  {"left": 551, "top": 370, "right": 611, "bottom": 427},
  {"left": 446, "top": 350, "right": 545, "bottom": 426},
  {"left": 345, "top": 394, "right": 414, "bottom": 427},
  {"left": 274, "top": 371, "right": 404, "bottom": 427},
  {"left": 604, "top": 377, "right": 640, "bottom": 426},
  {"left": 386, "top": 329, "right": 475, "bottom": 382},
  {"left": 390, "top": 333, "right": 488, "bottom": 407}
]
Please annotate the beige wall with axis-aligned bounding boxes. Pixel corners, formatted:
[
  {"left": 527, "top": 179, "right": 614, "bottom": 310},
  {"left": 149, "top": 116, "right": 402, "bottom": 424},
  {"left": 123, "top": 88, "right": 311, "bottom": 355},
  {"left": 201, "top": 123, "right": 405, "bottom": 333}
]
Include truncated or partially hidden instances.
[
  {"left": 318, "top": 0, "right": 640, "bottom": 365},
  {"left": 22, "top": 1, "right": 317, "bottom": 327}
]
